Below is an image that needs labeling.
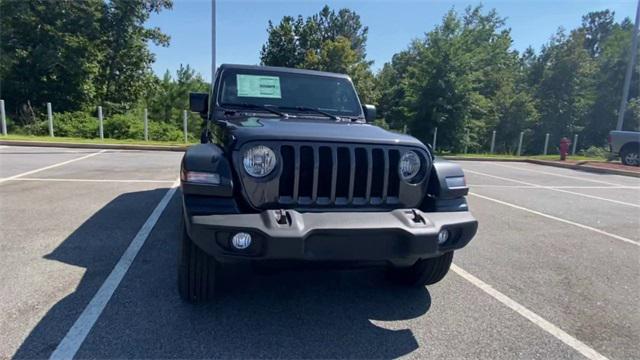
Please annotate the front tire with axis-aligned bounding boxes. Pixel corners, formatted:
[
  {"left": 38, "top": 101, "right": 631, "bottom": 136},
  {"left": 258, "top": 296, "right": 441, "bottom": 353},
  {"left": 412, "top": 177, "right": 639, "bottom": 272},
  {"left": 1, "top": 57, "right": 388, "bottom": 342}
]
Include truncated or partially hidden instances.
[
  {"left": 388, "top": 252, "right": 454, "bottom": 287},
  {"left": 178, "top": 220, "right": 218, "bottom": 302}
]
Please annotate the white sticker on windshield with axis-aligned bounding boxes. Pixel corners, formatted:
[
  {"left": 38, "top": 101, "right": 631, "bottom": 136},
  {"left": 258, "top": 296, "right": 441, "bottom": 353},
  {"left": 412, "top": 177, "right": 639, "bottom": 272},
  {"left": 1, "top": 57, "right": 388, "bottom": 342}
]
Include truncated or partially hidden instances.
[{"left": 237, "top": 74, "right": 281, "bottom": 98}]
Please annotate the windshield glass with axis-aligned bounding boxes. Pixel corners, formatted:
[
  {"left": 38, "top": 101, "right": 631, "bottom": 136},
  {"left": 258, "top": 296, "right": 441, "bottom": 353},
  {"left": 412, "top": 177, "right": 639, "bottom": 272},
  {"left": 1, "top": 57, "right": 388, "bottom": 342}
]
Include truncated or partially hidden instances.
[{"left": 217, "top": 68, "right": 362, "bottom": 117}]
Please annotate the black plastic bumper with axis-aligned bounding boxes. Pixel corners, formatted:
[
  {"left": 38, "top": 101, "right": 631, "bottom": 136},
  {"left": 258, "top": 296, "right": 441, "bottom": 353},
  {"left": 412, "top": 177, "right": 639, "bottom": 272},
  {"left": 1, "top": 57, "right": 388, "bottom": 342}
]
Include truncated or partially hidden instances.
[{"left": 186, "top": 208, "right": 477, "bottom": 262}]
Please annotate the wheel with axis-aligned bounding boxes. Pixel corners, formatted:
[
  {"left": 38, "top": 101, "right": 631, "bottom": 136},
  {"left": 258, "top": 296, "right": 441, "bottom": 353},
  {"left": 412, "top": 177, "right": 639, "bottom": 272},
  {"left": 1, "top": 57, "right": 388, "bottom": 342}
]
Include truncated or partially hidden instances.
[
  {"left": 388, "top": 252, "right": 454, "bottom": 287},
  {"left": 177, "top": 219, "right": 218, "bottom": 302},
  {"left": 620, "top": 143, "right": 640, "bottom": 166}
]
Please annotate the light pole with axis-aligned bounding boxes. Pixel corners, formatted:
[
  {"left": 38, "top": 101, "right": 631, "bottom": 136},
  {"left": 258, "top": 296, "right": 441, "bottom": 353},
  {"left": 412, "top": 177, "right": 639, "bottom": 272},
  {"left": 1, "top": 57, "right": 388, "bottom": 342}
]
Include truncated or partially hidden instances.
[
  {"left": 616, "top": 0, "right": 640, "bottom": 130},
  {"left": 212, "top": 0, "right": 216, "bottom": 80}
]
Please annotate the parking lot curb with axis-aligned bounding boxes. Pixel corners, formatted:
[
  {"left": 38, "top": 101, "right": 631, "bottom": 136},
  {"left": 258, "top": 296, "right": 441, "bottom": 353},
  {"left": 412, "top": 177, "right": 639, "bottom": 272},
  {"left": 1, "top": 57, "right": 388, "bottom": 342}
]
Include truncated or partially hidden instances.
[
  {"left": 526, "top": 159, "right": 640, "bottom": 178},
  {"left": 443, "top": 156, "right": 640, "bottom": 178},
  {"left": 440, "top": 156, "right": 525, "bottom": 162},
  {"left": 0, "top": 140, "right": 188, "bottom": 152}
]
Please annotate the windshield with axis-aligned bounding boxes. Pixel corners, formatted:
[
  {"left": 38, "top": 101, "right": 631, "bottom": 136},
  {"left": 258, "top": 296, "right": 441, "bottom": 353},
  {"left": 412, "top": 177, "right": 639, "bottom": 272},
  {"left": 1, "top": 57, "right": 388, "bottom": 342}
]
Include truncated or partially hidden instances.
[{"left": 217, "top": 68, "right": 363, "bottom": 117}]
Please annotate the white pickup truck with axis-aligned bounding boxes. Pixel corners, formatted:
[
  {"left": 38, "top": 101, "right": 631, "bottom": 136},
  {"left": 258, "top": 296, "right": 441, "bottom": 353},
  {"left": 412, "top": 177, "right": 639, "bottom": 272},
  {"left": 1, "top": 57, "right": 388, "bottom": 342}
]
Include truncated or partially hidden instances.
[{"left": 609, "top": 130, "right": 640, "bottom": 166}]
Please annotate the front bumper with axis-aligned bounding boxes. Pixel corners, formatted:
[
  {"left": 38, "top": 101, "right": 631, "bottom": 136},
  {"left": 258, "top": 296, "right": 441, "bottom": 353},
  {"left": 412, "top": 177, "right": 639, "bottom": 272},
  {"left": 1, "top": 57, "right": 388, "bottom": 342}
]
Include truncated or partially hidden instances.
[{"left": 186, "top": 209, "right": 477, "bottom": 262}]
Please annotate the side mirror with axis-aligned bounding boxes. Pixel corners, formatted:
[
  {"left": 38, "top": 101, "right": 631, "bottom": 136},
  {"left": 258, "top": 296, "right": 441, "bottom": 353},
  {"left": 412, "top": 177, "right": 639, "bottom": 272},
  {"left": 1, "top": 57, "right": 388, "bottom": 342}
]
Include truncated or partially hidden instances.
[
  {"left": 362, "top": 104, "right": 376, "bottom": 122},
  {"left": 189, "top": 92, "right": 209, "bottom": 114}
]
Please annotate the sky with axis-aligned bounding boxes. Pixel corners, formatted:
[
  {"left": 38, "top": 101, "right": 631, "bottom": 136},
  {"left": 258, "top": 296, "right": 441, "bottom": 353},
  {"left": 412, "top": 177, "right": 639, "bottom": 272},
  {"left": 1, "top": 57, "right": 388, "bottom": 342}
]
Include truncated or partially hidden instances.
[{"left": 147, "top": 0, "right": 638, "bottom": 82}]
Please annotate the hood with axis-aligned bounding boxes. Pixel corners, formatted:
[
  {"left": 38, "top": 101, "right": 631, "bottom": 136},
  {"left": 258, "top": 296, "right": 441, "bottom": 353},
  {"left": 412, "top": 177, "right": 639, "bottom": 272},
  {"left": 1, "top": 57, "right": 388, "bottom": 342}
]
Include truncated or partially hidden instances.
[{"left": 223, "top": 117, "right": 427, "bottom": 149}]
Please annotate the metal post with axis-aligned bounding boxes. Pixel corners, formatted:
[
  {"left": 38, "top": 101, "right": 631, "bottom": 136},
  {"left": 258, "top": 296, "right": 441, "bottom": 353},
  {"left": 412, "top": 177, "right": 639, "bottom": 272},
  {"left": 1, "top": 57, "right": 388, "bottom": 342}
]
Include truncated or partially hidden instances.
[
  {"left": 616, "top": 0, "right": 640, "bottom": 130},
  {"left": 464, "top": 128, "right": 469, "bottom": 154},
  {"left": 432, "top": 127, "right": 438, "bottom": 152},
  {"left": 0, "top": 100, "right": 7, "bottom": 136},
  {"left": 517, "top": 131, "right": 524, "bottom": 156},
  {"left": 97, "top": 106, "right": 104, "bottom": 140},
  {"left": 543, "top": 133, "right": 550, "bottom": 155},
  {"left": 144, "top": 108, "right": 148, "bottom": 141},
  {"left": 47, "top": 102, "right": 54, "bottom": 137},
  {"left": 183, "top": 110, "right": 188, "bottom": 143},
  {"left": 572, "top": 134, "right": 578, "bottom": 155},
  {"left": 211, "top": 0, "right": 216, "bottom": 79},
  {"left": 490, "top": 130, "right": 496, "bottom": 154}
]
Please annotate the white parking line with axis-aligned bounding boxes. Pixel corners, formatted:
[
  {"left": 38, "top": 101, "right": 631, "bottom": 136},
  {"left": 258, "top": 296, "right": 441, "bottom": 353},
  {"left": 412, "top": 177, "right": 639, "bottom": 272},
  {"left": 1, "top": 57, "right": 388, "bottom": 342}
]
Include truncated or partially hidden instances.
[
  {"left": 465, "top": 169, "right": 640, "bottom": 208},
  {"left": 488, "top": 162, "right": 633, "bottom": 187},
  {"left": 0, "top": 150, "right": 106, "bottom": 184},
  {"left": 452, "top": 264, "right": 609, "bottom": 360},
  {"left": 8, "top": 177, "right": 176, "bottom": 184},
  {"left": 49, "top": 180, "right": 179, "bottom": 360},
  {"left": 470, "top": 192, "right": 640, "bottom": 247},
  {"left": 469, "top": 184, "right": 640, "bottom": 189}
]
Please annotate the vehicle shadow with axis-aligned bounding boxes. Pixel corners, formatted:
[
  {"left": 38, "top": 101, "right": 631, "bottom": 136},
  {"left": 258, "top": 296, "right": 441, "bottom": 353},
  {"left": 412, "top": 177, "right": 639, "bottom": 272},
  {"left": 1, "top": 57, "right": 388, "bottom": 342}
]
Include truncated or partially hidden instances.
[{"left": 13, "top": 188, "right": 431, "bottom": 359}]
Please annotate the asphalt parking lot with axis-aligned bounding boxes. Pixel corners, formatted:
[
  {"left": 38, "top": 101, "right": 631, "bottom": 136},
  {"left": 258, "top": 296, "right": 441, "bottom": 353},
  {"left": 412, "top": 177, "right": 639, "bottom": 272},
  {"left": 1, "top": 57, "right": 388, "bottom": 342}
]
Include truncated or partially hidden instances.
[{"left": 1, "top": 145, "right": 638, "bottom": 360}]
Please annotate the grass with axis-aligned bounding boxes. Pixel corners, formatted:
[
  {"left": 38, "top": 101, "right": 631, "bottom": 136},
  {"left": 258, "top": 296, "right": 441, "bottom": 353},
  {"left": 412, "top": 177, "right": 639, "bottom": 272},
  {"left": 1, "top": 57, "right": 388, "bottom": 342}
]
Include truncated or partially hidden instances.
[
  {"left": 0, "top": 134, "right": 195, "bottom": 147},
  {"left": 440, "top": 152, "right": 608, "bottom": 162}
]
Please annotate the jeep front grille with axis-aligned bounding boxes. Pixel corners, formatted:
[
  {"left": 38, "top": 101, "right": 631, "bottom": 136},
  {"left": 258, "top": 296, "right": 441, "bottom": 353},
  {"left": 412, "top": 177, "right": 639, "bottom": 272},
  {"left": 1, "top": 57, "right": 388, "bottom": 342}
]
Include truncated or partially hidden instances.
[{"left": 277, "top": 144, "right": 402, "bottom": 206}]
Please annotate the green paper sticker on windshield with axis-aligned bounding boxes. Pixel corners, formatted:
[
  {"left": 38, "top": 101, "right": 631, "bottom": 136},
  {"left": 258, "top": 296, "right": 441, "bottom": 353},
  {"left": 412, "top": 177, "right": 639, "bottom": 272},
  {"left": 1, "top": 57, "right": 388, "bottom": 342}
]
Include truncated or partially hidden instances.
[{"left": 237, "top": 74, "right": 281, "bottom": 98}]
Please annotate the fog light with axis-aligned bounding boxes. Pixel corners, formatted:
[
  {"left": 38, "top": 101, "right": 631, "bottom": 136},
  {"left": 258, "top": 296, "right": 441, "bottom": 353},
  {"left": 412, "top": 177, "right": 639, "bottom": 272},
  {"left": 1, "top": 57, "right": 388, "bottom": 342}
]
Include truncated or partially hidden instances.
[
  {"left": 231, "top": 232, "right": 252, "bottom": 250},
  {"left": 437, "top": 229, "right": 450, "bottom": 245}
]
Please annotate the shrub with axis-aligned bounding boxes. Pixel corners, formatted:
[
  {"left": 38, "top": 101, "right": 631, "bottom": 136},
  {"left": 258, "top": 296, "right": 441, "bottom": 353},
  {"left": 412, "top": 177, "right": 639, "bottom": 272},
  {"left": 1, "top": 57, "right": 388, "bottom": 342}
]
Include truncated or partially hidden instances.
[
  {"left": 18, "top": 119, "right": 49, "bottom": 136},
  {"left": 104, "top": 112, "right": 184, "bottom": 141},
  {"left": 104, "top": 113, "right": 144, "bottom": 140},
  {"left": 11, "top": 109, "right": 188, "bottom": 142},
  {"left": 52, "top": 111, "right": 100, "bottom": 138},
  {"left": 579, "top": 146, "right": 608, "bottom": 159},
  {"left": 16, "top": 111, "right": 99, "bottom": 138}
]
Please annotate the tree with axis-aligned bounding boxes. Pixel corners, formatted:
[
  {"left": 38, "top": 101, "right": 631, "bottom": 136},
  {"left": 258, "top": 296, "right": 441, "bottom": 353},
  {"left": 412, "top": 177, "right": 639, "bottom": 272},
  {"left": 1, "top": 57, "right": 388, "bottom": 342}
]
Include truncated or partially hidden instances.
[
  {"left": 530, "top": 30, "right": 596, "bottom": 149},
  {"left": 146, "top": 64, "right": 209, "bottom": 127},
  {"left": 581, "top": 10, "right": 615, "bottom": 57},
  {"left": 377, "top": 6, "right": 536, "bottom": 152},
  {"left": 0, "top": 0, "right": 173, "bottom": 120},
  {"left": 0, "top": 0, "right": 105, "bottom": 122},
  {"left": 260, "top": 16, "right": 304, "bottom": 68},
  {"left": 260, "top": 5, "right": 376, "bottom": 103},
  {"left": 583, "top": 17, "right": 639, "bottom": 145},
  {"left": 97, "top": 0, "right": 173, "bottom": 113}
]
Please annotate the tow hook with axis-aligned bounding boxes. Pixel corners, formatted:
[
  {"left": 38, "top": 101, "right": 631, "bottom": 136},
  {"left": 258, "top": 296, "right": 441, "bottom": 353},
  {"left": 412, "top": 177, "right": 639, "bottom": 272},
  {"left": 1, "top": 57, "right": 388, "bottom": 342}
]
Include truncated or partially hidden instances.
[
  {"left": 409, "top": 209, "right": 426, "bottom": 225},
  {"left": 274, "top": 209, "right": 291, "bottom": 226}
]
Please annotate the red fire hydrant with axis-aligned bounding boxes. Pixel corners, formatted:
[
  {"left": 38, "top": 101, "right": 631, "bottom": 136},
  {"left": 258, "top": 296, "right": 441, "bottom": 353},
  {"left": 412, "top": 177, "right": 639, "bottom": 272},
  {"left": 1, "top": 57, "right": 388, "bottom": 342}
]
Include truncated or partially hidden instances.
[{"left": 559, "top": 137, "right": 571, "bottom": 161}]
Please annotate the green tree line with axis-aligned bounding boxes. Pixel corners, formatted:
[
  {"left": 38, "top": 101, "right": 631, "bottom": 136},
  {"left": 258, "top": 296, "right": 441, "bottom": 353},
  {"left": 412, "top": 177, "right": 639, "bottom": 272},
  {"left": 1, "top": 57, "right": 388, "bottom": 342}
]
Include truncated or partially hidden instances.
[
  {"left": 262, "top": 5, "right": 639, "bottom": 153},
  {"left": 0, "top": 0, "right": 207, "bottom": 141},
  {"left": 1, "top": 3, "right": 638, "bottom": 151}
]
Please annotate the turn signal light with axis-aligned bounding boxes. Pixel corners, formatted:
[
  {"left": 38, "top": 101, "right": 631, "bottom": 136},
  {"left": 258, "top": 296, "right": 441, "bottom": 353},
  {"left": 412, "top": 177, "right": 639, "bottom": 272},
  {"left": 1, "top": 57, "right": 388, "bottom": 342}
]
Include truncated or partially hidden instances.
[{"left": 184, "top": 171, "right": 221, "bottom": 185}]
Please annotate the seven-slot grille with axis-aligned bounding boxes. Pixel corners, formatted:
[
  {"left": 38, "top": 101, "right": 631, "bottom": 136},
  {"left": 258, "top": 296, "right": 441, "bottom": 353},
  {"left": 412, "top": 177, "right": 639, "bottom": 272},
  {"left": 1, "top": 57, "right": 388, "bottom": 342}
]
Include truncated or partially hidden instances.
[{"left": 278, "top": 144, "right": 403, "bottom": 206}]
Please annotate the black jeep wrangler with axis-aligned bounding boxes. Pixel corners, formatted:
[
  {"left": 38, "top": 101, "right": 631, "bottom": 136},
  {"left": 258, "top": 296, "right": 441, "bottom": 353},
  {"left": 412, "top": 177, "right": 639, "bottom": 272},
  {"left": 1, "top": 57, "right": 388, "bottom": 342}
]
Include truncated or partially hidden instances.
[{"left": 179, "top": 64, "right": 477, "bottom": 302}]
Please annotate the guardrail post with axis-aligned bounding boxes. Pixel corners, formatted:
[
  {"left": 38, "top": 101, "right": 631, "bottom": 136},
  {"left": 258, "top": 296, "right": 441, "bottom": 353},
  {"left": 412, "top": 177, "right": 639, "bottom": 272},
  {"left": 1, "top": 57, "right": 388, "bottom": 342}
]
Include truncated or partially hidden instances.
[
  {"left": 47, "top": 102, "right": 54, "bottom": 137},
  {"left": 543, "top": 133, "right": 550, "bottom": 155},
  {"left": 183, "top": 110, "right": 188, "bottom": 143},
  {"left": 572, "top": 134, "right": 578, "bottom": 155},
  {"left": 97, "top": 106, "right": 104, "bottom": 140},
  {"left": 0, "top": 100, "right": 7, "bottom": 136},
  {"left": 517, "top": 131, "right": 524, "bottom": 156},
  {"left": 144, "top": 108, "right": 148, "bottom": 141},
  {"left": 432, "top": 127, "right": 438, "bottom": 152},
  {"left": 490, "top": 130, "right": 496, "bottom": 154},
  {"left": 464, "top": 128, "right": 469, "bottom": 154}
]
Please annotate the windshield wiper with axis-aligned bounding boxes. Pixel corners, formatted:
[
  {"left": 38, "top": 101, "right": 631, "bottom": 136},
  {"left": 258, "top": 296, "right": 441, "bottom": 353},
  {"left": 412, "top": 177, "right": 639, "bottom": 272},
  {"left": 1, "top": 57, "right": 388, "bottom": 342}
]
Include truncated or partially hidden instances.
[
  {"left": 277, "top": 106, "right": 340, "bottom": 120},
  {"left": 223, "top": 103, "right": 288, "bottom": 117}
]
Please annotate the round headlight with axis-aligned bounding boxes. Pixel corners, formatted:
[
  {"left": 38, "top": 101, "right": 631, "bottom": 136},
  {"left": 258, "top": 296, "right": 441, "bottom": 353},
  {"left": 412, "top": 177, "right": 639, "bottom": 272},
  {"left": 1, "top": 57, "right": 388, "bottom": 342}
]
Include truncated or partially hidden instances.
[
  {"left": 399, "top": 151, "right": 421, "bottom": 181},
  {"left": 243, "top": 145, "right": 277, "bottom": 177}
]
